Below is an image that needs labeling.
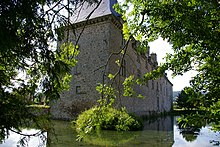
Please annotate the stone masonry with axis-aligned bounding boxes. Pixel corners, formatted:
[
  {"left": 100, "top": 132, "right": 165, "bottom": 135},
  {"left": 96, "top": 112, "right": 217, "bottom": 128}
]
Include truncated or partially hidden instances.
[{"left": 50, "top": 0, "right": 173, "bottom": 120}]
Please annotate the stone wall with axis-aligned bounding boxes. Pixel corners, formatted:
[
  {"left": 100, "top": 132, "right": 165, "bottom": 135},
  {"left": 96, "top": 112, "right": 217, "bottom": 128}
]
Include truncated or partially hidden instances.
[
  {"left": 50, "top": 16, "right": 113, "bottom": 120},
  {"left": 50, "top": 15, "right": 173, "bottom": 120}
]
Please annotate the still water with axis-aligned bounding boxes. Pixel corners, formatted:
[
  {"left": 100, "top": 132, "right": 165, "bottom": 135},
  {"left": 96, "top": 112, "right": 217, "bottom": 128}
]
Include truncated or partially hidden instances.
[{"left": 1, "top": 116, "right": 219, "bottom": 147}]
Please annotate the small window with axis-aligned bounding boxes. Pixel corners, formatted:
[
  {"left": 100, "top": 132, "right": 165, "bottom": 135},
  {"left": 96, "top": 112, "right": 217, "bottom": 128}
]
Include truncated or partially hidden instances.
[
  {"left": 74, "top": 57, "right": 81, "bottom": 75},
  {"left": 121, "top": 38, "right": 126, "bottom": 48},
  {"left": 74, "top": 64, "right": 81, "bottom": 75},
  {"left": 137, "top": 54, "right": 140, "bottom": 63},
  {"left": 76, "top": 86, "right": 81, "bottom": 94},
  {"left": 145, "top": 61, "right": 148, "bottom": 70},
  {"left": 157, "top": 82, "right": 159, "bottom": 91},
  {"left": 166, "top": 88, "right": 168, "bottom": 96},
  {"left": 137, "top": 69, "right": 141, "bottom": 78},
  {"left": 152, "top": 80, "right": 154, "bottom": 90},
  {"left": 164, "top": 87, "right": 166, "bottom": 95},
  {"left": 120, "top": 59, "right": 126, "bottom": 77}
]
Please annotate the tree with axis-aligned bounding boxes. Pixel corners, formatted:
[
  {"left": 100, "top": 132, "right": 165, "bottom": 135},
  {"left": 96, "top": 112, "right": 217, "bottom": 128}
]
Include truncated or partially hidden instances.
[
  {"left": 114, "top": 0, "right": 220, "bottom": 125},
  {"left": 0, "top": 0, "right": 96, "bottom": 141},
  {"left": 176, "top": 87, "right": 201, "bottom": 110}
]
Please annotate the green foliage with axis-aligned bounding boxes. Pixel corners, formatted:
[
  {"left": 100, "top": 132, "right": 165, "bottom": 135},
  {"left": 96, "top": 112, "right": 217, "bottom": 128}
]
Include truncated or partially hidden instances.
[
  {"left": 58, "top": 43, "right": 79, "bottom": 67},
  {"left": 116, "top": 0, "right": 220, "bottom": 126},
  {"left": 96, "top": 83, "right": 116, "bottom": 106},
  {"left": 55, "top": 43, "right": 79, "bottom": 91},
  {"left": 122, "top": 23, "right": 131, "bottom": 40},
  {"left": 74, "top": 106, "right": 142, "bottom": 140},
  {"left": 75, "top": 83, "right": 142, "bottom": 140},
  {"left": 176, "top": 87, "right": 201, "bottom": 110},
  {"left": 112, "top": 75, "right": 143, "bottom": 99},
  {"left": 123, "top": 75, "right": 135, "bottom": 97},
  {"left": 178, "top": 113, "right": 206, "bottom": 129},
  {"left": 143, "top": 65, "right": 167, "bottom": 81},
  {"left": 108, "top": 73, "right": 115, "bottom": 80},
  {"left": 0, "top": 0, "right": 84, "bottom": 141}
]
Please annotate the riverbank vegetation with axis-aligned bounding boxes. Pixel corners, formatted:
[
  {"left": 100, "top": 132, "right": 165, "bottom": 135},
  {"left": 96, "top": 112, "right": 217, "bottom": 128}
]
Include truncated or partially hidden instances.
[{"left": 74, "top": 84, "right": 143, "bottom": 140}]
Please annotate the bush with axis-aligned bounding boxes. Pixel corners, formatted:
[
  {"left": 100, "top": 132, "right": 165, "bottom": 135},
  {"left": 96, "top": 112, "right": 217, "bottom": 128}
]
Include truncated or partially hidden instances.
[{"left": 73, "top": 106, "right": 142, "bottom": 136}]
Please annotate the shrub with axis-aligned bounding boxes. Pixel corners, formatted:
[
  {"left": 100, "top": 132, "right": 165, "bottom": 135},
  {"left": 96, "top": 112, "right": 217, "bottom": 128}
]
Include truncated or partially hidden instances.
[
  {"left": 73, "top": 106, "right": 142, "bottom": 136},
  {"left": 73, "top": 84, "right": 142, "bottom": 141}
]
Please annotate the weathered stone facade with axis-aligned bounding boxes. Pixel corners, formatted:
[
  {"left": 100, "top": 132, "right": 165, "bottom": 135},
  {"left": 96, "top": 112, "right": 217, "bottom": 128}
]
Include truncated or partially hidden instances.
[{"left": 50, "top": 0, "right": 173, "bottom": 120}]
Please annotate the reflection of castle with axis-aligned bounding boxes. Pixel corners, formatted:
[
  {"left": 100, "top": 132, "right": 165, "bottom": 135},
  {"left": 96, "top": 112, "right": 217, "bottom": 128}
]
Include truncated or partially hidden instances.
[
  {"left": 48, "top": 117, "right": 174, "bottom": 146},
  {"left": 50, "top": 0, "right": 173, "bottom": 120},
  {"left": 143, "top": 116, "right": 174, "bottom": 132},
  {"left": 139, "top": 116, "right": 174, "bottom": 147}
]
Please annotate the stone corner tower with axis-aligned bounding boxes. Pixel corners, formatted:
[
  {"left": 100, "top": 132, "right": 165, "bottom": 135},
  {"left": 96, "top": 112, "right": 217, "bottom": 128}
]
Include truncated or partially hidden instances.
[{"left": 50, "top": 0, "right": 173, "bottom": 120}]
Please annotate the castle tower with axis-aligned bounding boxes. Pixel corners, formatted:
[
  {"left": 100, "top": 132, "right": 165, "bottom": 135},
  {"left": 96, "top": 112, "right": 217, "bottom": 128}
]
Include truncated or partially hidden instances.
[{"left": 50, "top": 0, "right": 173, "bottom": 120}]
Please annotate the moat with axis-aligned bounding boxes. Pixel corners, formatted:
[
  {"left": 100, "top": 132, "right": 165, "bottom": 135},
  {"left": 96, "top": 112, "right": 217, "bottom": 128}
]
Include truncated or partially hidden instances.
[{"left": 1, "top": 116, "right": 219, "bottom": 147}]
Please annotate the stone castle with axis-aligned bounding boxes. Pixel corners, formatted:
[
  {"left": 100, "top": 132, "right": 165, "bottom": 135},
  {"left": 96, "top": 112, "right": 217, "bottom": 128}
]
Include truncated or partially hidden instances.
[{"left": 50, "top": 0, "right": 173, "bottom": 120}]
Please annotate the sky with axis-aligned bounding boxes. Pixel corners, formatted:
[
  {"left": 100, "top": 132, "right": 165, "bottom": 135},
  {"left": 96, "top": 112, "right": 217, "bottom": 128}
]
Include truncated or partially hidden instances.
[{"left": 148, "top": 37, "right": 197, "bottom": 92}]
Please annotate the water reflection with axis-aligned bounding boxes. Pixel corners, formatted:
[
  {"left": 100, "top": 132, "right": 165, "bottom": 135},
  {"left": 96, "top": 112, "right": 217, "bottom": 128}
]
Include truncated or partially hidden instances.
[
  {"left": 143, "top": 116, "right": 173, "bottom": 132},
  {"left": 173, "top": 116, "right": 220, "bottom": 147},
  {"left": 48, "top": 116, "right": 174, "bottom": 147},
  {"left": 178, "top": 122, "right": 201, "bottom": 142},
  {"left": 1, "top": 116, "right": 220, "bottom": 147},
  {"left": 0, "top": 129, "right": 47, "bottom": 147}
]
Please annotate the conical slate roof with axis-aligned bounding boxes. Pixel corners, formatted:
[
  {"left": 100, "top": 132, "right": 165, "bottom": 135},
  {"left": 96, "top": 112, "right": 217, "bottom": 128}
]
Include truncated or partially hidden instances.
[{"left": 72, "top": 0, "right": 120, "bottom": 23}]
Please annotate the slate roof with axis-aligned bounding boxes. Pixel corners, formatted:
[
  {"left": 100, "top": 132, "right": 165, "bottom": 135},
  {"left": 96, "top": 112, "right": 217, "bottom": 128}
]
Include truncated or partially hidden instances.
[{"left": 72, "top": 0, "right": 120, "bottom": 23}]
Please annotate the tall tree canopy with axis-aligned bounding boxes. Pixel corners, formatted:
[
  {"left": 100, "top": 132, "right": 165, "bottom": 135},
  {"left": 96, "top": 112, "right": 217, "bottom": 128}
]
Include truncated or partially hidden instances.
[
  {"left": 0, "top": 0, "right": 97, "bottom": 141},
  {"left": 176, "top": 87, "right": 201, "bottom": 110},
  {"left": 115, "top": 0, "right": 220, "bottom": 124}
]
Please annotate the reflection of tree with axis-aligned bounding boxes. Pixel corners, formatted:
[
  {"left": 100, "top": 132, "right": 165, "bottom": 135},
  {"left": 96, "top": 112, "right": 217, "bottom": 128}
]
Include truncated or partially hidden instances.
[
  {"left": 177, "top": 115, "right": 203, "bottom": 142},
  {"left": 178, "top": 125, "right": 201, "bottom": 142}
]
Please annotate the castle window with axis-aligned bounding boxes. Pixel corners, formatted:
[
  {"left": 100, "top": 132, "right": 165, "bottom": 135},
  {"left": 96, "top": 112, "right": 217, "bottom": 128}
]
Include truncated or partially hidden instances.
[
  {"left": 74, "top": 57, "right": 81, "bottom": 75},
  {"left": 166, "top": 88, "right": 168, "bottom": 96},
  {"left": 120, "top": 59, "right": 126, "bottom": 77},
  {"left": 74, "top": 65, "right": 80, "bottom": 75},
  {"left": 121, "top": 38, "right": 126, "bottom": 48},
  {"left": 152, "top": 67, "right": 154, "bottom": 71},
  {"left": 164, "top": 87, "right": 166, "bottom": 95},
  {"left": 157, "top": 82, "right": 159, "bottom": 91},
  {"left": 145, "top": 61, "right": 148, "bottom": 70},
  {"left": 137, "top": 69, "right": 141, "bottom": 78},
  {"left": 152, "top": 80, "right": 154, "bottom": 89},
  {"left": 137, "top": 54, "right": 140, "bottom": 63},
  {"left": 76, "top": 86, "right": 81, "bottom": 94}
]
